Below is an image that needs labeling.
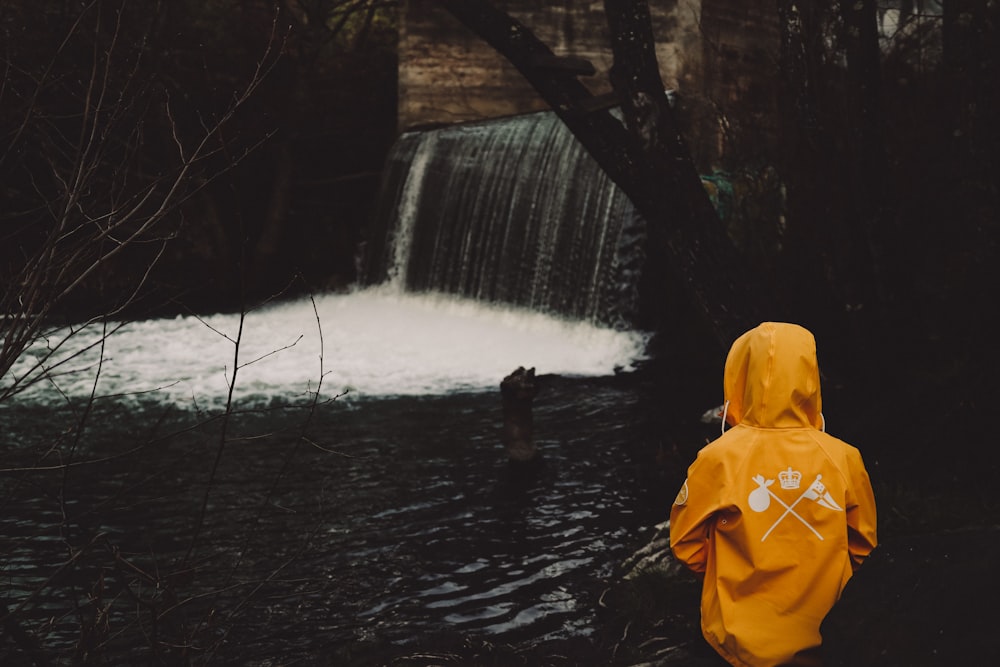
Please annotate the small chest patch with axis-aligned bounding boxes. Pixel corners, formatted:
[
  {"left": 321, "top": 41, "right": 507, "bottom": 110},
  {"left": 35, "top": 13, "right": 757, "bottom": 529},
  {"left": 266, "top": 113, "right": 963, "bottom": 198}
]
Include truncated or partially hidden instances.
[{"left": 674, "top": 479, "right": 689, "bottom": 506}]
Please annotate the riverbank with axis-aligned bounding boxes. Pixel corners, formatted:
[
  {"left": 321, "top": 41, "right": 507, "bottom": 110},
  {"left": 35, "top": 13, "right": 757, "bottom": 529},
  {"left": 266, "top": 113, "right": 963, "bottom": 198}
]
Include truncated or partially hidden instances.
[
  {"left": 597, "top": 521, "right": 1000, "bottom": 666},
  {"left": 374, "top": 518, "right": 1000, "bottom": 666},
  {"left": 372, "top": 357, "right": 1000, "bottom": 667}
]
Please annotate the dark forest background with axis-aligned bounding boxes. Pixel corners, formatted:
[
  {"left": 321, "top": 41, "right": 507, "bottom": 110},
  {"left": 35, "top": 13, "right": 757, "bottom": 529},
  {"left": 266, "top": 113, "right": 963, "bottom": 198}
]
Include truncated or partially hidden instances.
[
  {"left": 1, "top": 0, "right": 397, "bottom": 320},
  {"left": 2, "top": 1, "right": 1000, "bottom": 664},
  {"left": 2, "top": 0, "right": 999, "bottom": 547}
]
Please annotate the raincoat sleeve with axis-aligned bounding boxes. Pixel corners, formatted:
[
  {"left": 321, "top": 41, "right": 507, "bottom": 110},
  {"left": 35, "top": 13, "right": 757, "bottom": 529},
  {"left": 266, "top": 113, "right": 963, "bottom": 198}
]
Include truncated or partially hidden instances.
[
  {"left": 845, "top": 449, "right": 878, "bottom": 571},
  {"left": 669, "top": 454, "right": 721, "bottom": 575}
]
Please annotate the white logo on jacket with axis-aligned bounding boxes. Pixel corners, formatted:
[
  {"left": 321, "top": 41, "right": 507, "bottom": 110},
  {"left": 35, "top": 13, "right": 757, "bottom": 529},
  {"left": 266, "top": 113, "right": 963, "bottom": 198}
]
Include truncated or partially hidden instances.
[{"left": 748, "top": 469, "right": 844, "bottom": 541}]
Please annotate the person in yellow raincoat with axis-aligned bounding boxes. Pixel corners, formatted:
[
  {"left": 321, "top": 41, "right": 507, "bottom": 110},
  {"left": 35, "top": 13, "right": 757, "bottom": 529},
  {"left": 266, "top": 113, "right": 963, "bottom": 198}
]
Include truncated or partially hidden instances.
[{"left": 670, "top": 322, "right": 878, "bottom": 667}]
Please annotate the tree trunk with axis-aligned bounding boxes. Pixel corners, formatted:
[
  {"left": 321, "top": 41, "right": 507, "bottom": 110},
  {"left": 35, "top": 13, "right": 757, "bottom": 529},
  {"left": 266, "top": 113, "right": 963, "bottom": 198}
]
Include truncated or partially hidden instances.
[
  {"left": 437, "top": 0, "right": 771, "bottom": 348},
  {"left": 773, "top": 1, "right": 862, "bottom": 372},
  {"left": 839, "top": 0, "right": 896, "bottom": 324},
  {"left": 940, "top": 0, "right": 1000, "bottom": 377}
]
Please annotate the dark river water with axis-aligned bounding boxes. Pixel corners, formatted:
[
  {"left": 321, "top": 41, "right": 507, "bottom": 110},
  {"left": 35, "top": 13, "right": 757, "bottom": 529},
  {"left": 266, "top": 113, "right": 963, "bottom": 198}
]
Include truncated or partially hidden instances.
[{"left": 0, "top": 292, "right": 704, "bottom": 664}]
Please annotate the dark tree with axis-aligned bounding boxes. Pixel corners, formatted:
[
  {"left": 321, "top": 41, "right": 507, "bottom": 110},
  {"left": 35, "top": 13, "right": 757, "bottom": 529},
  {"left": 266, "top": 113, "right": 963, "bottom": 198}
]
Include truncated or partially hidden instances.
[
  {"left": 431, "top": 0, "right": 1000, "bottom": 480},
  {"left": 438, "top": 0, "right": 770, "bottom": 348}
]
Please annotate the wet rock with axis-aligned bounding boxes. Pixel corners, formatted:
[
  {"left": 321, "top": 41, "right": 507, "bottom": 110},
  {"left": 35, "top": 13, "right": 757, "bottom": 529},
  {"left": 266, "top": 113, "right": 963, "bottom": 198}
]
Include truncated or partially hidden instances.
[
  {"left": 595, "top": 522, "right": 705, "bottom": 666},
  {"left": 619, "top": 522, "right": 683, "bottom": 581}
]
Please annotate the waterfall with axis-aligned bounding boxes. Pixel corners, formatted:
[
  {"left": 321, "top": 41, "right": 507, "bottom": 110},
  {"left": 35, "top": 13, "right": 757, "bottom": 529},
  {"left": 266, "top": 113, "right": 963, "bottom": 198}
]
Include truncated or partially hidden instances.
[{"left": 365, "top": 110, "right": 646, "bottom": 327}]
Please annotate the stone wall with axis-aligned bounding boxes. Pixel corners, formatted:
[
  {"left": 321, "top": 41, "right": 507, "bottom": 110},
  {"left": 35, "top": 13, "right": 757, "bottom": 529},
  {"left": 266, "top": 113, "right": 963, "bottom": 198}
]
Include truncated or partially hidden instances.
[
  {"left": 398, "top": 1, "right": 779, "bottom": 171},
  {"left": 398, "top": 0, "right": 703, "bottom": 129}
]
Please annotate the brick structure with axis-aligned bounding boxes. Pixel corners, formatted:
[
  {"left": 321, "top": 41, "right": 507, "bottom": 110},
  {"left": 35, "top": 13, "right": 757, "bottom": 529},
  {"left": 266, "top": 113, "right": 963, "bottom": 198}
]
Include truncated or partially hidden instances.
[{"left": 397, "top": 0, "right": 778, "bottom": 171}]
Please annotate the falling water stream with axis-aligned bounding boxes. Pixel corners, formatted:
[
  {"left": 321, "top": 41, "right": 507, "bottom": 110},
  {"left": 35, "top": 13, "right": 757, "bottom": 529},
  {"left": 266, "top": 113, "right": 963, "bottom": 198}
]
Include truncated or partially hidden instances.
[
  {"left": 0, "top": 111, "right": 700, "bottom": 664},
  {"left": 365, "top": 110, "right": 646, "bottom": 327}
]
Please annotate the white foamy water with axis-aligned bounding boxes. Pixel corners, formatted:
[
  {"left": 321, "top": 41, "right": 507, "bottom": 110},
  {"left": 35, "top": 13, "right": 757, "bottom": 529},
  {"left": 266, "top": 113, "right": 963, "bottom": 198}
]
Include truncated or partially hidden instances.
[{"left": 4, "top": 287, "right": 650, "bottom": 407}]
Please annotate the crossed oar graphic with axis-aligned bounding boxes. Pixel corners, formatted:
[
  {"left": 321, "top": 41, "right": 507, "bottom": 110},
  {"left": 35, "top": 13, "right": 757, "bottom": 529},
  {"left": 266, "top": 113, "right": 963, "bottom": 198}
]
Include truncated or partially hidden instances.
[{"left": 749, "top": 474, "right": 841, "bottom": 542}]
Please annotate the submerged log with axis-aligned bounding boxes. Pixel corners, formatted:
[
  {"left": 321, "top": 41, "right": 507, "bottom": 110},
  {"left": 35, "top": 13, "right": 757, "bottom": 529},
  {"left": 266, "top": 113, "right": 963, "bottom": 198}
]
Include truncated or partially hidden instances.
[{"left": 500, "top": 366, "right": 538, "bottom": 462}]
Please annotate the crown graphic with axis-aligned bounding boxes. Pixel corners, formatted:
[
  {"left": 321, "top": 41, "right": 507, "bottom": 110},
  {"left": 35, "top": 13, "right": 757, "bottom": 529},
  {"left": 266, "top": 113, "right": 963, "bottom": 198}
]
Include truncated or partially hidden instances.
[{"left": 778, "top": 467, "right": 802, "bottom": 490}]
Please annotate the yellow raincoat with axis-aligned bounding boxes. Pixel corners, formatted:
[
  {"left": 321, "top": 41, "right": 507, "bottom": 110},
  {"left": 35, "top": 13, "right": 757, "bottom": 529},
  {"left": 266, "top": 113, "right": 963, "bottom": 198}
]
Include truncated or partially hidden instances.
[{"left": 670, "top": 322, "right": 878, "bottom": 667}]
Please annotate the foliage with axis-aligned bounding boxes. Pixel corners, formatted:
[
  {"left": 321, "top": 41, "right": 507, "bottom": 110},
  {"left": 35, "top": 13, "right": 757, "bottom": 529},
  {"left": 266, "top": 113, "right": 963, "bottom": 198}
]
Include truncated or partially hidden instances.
[
  {"left": 0, "top": 1, "right": 389, "bottom": 663},
  {"left": 0, "top": 0, "right": 399, "bottom": 324},
  {"left": 686, "top": 2, "right": 1000, "bottom": 482},
  {"left": 782, "top": 5, "right": 993, "bottom": 331},
  {"left": 0, "top": 0, "right": 281, "bottom": 402}
]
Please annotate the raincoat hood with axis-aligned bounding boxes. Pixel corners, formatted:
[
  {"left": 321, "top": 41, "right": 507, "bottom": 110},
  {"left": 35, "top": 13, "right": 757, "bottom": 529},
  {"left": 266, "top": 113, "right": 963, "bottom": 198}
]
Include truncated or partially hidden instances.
[{"left": 723, "top": 322, "right": 822, "bottom": 430}]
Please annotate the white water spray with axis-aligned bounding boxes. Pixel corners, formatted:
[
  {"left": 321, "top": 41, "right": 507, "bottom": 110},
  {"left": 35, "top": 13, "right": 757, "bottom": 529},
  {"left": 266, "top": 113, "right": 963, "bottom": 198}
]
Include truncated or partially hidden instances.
[
  {"left": 3, "top": 287, "right": 649, "bottom": 408},
  {"left": 387, "top": 132, "right": 437, "bottom": 290}
]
